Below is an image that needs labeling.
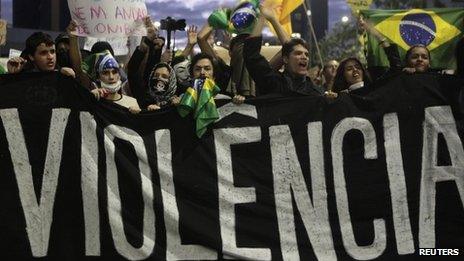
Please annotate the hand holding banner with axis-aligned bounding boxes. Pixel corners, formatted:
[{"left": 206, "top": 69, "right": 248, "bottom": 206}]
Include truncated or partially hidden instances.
[{"left": 67, "top": 0, "right": 148, "bottom": 37}]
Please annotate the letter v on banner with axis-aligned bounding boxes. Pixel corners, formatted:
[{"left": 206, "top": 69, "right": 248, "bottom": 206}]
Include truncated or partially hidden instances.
[
  {"left": 269, "top": 123, "right": 336, "bottom": 261},
  {"left": 0, "top": 108, "right": 70, "bottom": 257}
]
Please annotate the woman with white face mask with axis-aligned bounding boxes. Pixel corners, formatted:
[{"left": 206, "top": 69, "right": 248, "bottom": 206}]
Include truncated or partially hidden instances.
[{"left": 66, "top": 20, "right": 141, "bottom": 114}]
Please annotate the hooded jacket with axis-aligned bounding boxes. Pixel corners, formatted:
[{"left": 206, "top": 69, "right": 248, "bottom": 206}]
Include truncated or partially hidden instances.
[{"left": 143, "top": 62, "right": 177, "bottom": 108}]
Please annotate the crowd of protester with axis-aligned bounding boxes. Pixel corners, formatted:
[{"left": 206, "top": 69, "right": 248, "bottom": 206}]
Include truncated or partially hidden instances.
[{"left": 0, "top": 3, "right": 459, "bottom": 114}]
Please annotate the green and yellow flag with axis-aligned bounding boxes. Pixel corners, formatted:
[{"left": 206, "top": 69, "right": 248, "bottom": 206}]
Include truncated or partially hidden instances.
[
  {"left": 178, "top": 78, "right": 220, "bottom": 138},
  {"left": 361, "top": 8, "right": 464, "bottom": 70},
  {"left": 194, "top": 78, "right": 220, "bottom": 138},
  {"left": 177, "top": 86, "right": 198, "bottom": 117}
]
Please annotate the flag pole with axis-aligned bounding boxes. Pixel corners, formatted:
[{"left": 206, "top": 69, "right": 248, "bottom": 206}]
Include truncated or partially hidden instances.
[{"left": 302, "top": 0, "right": 324, "bottom": 67}]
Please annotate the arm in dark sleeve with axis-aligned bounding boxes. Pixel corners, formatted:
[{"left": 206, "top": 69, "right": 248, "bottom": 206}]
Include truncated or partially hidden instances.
[
  {"left": 127, "top": 47, "right": 147, "bottom": 102},
  {"left": 214, "top": 59, "right": 231, "bottom": 94},
  {"left": 384, "top": 43, "right": 402, "bottom": 72},
  {"left": 143, "top": 45, "right": 162, "bottom": 83},
  {"left": 243, "top": 36, "right": 283, "bottom": 95}
]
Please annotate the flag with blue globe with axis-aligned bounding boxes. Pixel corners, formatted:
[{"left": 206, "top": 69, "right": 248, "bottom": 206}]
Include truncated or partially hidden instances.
[
  {"left": 361, "top": 8, "right": 464, "bottom": 70},
  {"left": 208, "top": 0, "right": 260, "bottom": 34},
  {"left": 230, "top": 2, "right": 258, "bottom": 32}
]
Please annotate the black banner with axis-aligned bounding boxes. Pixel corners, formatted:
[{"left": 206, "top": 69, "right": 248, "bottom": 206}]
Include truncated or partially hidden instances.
[{"left": 0, "top": 72, "right": 463, "bottom": 260}]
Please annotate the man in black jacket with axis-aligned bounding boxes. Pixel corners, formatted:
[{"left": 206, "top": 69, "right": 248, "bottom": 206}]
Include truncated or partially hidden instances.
[{"left": 243, "top": 15, "right": 323, "bottom": 97}]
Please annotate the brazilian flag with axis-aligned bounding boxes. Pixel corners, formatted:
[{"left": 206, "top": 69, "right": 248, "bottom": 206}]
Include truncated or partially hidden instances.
[
  {"left": 177, "top": 86, "right": 198, "bottom": 117},
  {"left": 194, "top": 78, "right": 220, "bottom": 138},
  {"left": 361, "top": 8, "right": 464, "bottom": 70},
  {"left": 178, "top": 78, "right": 220, "bottom": 137}
]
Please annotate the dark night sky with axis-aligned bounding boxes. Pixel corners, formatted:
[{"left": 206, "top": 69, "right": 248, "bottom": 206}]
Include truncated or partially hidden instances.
[{"left": 0, "top": 0, "right": 351, "bottom": 31}]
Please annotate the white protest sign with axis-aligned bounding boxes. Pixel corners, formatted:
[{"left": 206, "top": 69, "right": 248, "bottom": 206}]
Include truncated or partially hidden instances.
[
  {"left": 9, "top": 49, "right": 22, "bottom": 59},
  {"left": 67, "top": 0, "right": 148, "bottom": 37},
  {"left": 0, "top": 19, "right": 7, "bottom": 46},
  {"left": 84, "top": 37, "right": 129, "bottom": 56}
]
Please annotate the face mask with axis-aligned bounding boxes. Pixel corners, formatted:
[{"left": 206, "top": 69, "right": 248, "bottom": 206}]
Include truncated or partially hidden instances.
[
  {"left": 152, "top": 77, "right": 169, "bottom": 94},
  {"left": 56, "top": 49, "right": 71, "bottom": 68},
  {"left": 174, "top": 61, "right": 191, "bottom": 83},
  {"left": 100, "top": 80, "right": 122, "bottom": 93}
]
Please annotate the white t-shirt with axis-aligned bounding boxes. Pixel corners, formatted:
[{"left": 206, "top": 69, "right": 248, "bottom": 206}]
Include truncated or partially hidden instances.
[{"left": 113, "top": 95, "right": 140, "bottom": 109}]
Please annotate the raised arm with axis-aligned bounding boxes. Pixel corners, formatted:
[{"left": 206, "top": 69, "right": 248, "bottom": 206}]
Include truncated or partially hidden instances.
[
  {"left": 67, "top": 20, "right": 94, "bottom": 90},
  {"left": 197, "top": 23, "right": 218, "bottom": 60},
  {"left": 359, "top": 16, "right": 401, "bottom": 72},
  {"left": 260, "top": 3, "right": 290, "bottom": 71},
  {"left": 182, "top": 25, "right": 198, "bottom": 58},
  {"left": 260, "top": 3, "right": 290, "bottom": 44},
  {"left": 244, "top": 16, "right": 282, "bottom": 95}
]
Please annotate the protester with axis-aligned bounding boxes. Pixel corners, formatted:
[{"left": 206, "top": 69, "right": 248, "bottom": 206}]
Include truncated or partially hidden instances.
[
  {"left": 127, "top": 16, "right": 180, "bottom": 111},
  {"left": 243, "top": 5, "right": 323, "bottom": 96},
  {"left": 144, "top": 62, "right": 178, "bottom": 111},
  {"left": 321, "top": 60, "right": 339, "bottom": 91},
  {"left": 332, "top": 57, "right": 372, "bottom": 94},
  {"left": 67, "top": 20, "right": 141, "bottom": 114},
  {"left": 403, "top": 45, "right": 431, "bottom": 73},
  {"left": 172, "top": 56, "right": 191, "bottom": 92},
  {"left": 55, "top": 33, "right": 71, "bottom": 68},
  {"left": 169, "top": 25, "right": 198, "bottom": 94},
  {"left": 198, "top": 23, "right": 250, "bottom": 104},
  {"left": 7, "top": 32, "right": 75, "bottom": 77},
  {"left": 189, "top": 52, "right": 217, "bottom": 80}
]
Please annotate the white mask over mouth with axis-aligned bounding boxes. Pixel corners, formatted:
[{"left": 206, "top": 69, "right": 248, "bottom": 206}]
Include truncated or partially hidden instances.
[{"left": 100, "top": 80, "right": 122, "bottom": 93}]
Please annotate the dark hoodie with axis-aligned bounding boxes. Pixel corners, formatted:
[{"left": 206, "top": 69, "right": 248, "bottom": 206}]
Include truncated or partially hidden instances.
[{"left": 243, "top": 36, "right": 323, "bottom": 96}]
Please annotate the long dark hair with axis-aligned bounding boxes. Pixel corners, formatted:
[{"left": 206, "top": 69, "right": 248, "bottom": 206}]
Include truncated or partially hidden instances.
[{"left": 332, "top": 57, "right": 371, "bottom": 93}]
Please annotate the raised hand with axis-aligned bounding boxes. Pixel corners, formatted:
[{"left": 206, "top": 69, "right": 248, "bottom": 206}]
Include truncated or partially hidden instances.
[
  {"left": 187, "top": 25, "right": 198, "bottom": 46},
  {"left": 66, "top": 20, "right": 78, "bottom": 36},
  {"left": 7, "top": 57, "right": 26, "bottom": 74},
  {"left": 143, "top": 16, "right": 158, "bottom": 41},
  {"left": 259, "top": 2, "right": 276, "bottom": 21},
  {"left": 161, "top": 49, "right": 173, "bottom": 63}
]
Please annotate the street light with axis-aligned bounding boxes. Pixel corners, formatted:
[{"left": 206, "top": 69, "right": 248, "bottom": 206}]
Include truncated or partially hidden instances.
[
  {"left": 306, "top": 10, "right": 311, "bottom": 17},
  {"left": 341, "top": 16, "right": 349, "bottom": 23}
]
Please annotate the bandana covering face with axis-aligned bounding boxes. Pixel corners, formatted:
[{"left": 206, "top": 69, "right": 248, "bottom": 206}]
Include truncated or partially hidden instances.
[
  {"left": 100, "top": 80, "right": 122, "bottom": 94},
  {"left": 147, "top": 63, "right": 177, "bottom": 106}
]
